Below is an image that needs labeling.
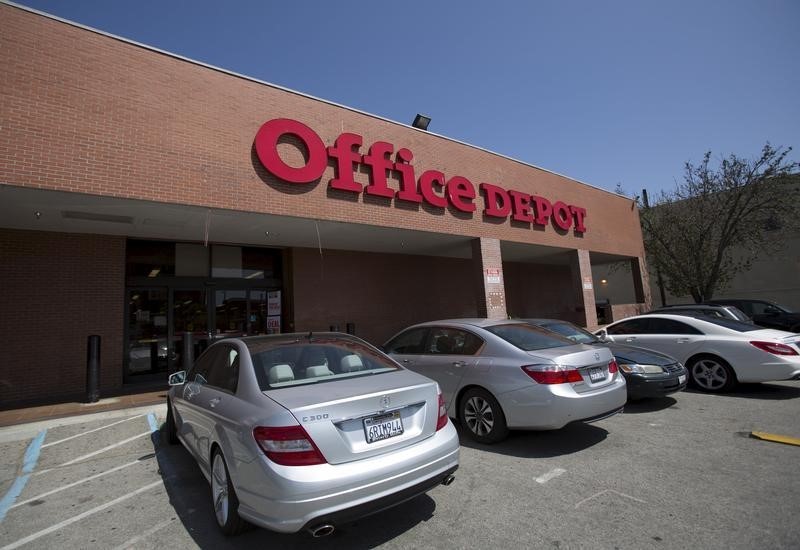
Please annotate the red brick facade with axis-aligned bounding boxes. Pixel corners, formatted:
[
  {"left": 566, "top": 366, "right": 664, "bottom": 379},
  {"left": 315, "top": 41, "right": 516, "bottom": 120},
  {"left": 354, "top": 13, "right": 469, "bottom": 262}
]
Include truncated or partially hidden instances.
[
  {"left": 0, "top": 4, "right": 650, "bottom": 407},
  {"left": 0, "top": 229, "right": 125, "bottom": 405}
]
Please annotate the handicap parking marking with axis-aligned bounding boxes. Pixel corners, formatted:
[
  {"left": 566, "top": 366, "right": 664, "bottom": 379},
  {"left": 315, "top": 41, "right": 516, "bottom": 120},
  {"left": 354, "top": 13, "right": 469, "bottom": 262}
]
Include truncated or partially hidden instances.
[
  {"left": 0, "top": 430, "right": 46, "bottom": 522},
  {"left": 41, "top": 415, "right": 144, "bottom": 449},
  {"left": 0, "top": 480, "right": 164, "bottom": 550},
  {"left": 534, "top": 468, "right": 567, "bottom": 484}
]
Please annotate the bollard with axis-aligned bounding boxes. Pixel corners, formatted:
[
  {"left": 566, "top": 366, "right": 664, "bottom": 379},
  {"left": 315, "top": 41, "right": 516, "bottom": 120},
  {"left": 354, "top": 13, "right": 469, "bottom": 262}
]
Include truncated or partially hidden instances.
[
  {"left": 182, "top": 332, "right": 194, "bottom": 373},
  {"left": 329, "top": 325, "right": 340, "bottom": 332},
  {"left": 346, "top": 323, "right": 355, "bottom": 335},
  {"left": 86, "top": 335, "right": 101, "bottom": 403}
]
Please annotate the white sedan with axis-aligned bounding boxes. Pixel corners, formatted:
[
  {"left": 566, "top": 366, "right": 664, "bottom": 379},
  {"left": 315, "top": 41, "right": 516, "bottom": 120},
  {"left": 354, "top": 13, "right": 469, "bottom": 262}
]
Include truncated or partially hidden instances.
[{"left": 596, "top": 314, "right": 800, "bottom": 392}]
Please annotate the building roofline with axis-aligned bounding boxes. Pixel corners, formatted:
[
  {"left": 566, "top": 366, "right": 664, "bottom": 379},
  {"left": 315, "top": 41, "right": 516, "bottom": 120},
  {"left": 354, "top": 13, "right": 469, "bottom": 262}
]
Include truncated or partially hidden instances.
[{"left": 4, "top": 0, "right": 632, "bottom": 201}]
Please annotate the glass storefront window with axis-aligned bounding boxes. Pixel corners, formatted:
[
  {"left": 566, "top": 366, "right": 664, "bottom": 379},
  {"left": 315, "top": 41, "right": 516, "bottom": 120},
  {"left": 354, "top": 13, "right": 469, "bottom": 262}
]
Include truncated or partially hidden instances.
[
  {"left": 215, "top": 289, "right": 247, "bottom": 337},
  {"left": 175, "top": 244, "right": 209, "bottom": 276},
  {"left": 126, "top": 240, "right": 175, "bottom": 278}
]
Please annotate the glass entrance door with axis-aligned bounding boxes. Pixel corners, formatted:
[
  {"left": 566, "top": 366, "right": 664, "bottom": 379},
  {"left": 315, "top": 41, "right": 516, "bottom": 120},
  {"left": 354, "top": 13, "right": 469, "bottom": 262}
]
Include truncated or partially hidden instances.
[
  {"left": 173, "top": 289, "right": 210, "bottom": 370},
  {"left": 126, "top": 288, "right": 170, "bottom": 379}
]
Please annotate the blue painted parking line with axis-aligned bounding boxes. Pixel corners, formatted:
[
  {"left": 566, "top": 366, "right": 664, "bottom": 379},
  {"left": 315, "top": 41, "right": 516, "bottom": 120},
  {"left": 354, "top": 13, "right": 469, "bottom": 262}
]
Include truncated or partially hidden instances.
[
  {"left": 0, "top": 429, "right": 47, "bottom": 522},
  {"left": 147, "top": 413, "right": 159, "bottom": 433}
]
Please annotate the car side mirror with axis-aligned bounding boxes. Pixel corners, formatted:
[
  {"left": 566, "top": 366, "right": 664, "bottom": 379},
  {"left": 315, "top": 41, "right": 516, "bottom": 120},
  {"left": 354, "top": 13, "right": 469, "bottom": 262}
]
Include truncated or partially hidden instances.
[
  {"left": 596, "top": 329, "right": 608, "bottom": 342},
  {"left": 168, "top": 370, "right": 186, "bottom": 386},
  {"left": 764, "top": 307, "right": 779, "bottom": 316}
]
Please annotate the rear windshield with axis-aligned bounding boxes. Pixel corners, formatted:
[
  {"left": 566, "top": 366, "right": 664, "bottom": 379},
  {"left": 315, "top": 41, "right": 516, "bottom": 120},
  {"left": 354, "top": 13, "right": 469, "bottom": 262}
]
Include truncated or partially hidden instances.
[
  {"left": 694, "top": 316, "right": 763, "bottom": 332},
  {"left": 537, "top": 321, "right": 598, "bottom": 344},
  {"left": 485, "top": 323, "right": 573, "bottom": 351},
  {"left": 248, "top": 338, "right": 399, "bottom": 390}
]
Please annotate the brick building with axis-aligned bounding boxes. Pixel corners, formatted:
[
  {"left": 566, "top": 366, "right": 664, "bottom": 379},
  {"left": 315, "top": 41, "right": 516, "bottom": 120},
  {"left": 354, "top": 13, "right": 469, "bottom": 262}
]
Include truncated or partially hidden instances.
[{"left": 0, "top": 3, "right": 650, "bottom": 407}]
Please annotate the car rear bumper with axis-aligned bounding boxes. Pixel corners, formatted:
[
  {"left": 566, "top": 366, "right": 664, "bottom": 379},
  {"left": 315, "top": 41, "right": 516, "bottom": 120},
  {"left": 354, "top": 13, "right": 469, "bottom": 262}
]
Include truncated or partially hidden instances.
[
  {"left": 499, "top": 375, "right": 628, "bottom": 430},
  {"left": 625, "top": 372, "right": 688, "bottom": 399},
  {"left": 234, "top": 420, "right": 460, "bottom": 533}
]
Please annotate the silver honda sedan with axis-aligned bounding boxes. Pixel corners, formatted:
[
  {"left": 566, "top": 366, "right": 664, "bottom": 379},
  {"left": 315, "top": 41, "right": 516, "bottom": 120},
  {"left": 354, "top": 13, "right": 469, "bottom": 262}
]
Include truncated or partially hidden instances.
[
  {"left": 165, "top": 333, "right": 459, "bottom": 537},
  {"left": 384, "top": 319, "right": 627, "bottom": 443}
]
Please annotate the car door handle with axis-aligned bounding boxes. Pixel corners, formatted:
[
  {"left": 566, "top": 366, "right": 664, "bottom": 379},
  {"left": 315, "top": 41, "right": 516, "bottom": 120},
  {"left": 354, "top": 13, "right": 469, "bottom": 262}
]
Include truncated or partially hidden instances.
[
  {"left": 677, "top": 338, "right": 690, "bottom": 343},
  {"left": 209, "top": 397, "right": 221, "bottom": 408},
  {"left": 402, "top": 359, "right": 414, "bottom": 364},
  {"left": 625, "top": 337, "right": 637, "bottom": 342},
  {"left": 452, "top": 361, "right": 466, "bottom": 367}
]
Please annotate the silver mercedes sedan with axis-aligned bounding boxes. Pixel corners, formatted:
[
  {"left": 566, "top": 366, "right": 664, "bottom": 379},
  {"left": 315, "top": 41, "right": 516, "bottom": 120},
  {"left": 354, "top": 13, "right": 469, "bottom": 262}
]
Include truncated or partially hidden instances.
[
  {"left": 165, "top": 333, "right": 459, "bottom": 537},
  {"left": 384, "top": 319, "right": 627, "bottom": 443}
]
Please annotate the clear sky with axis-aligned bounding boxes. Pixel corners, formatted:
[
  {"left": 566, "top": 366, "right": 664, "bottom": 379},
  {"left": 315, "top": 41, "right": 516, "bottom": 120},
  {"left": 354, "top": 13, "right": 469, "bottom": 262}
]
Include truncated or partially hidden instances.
[{"left": 11, "top": 0, "right": 800, "bottom": 197}]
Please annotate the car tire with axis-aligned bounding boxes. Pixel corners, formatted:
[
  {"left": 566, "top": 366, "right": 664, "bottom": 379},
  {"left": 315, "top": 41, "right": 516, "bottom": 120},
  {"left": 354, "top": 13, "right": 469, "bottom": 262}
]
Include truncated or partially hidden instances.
[
  {"left": 459, "top": 388, "right": 509, "bottom": 444},
  {"left": 211, "top": 448, "right": 248, "bottom": 536},
  {"left": 164, "top": 399, "right": 179, "bottom": 445},
  {"left": 686, "top": 355, "right": 736, "bottom": 393}
]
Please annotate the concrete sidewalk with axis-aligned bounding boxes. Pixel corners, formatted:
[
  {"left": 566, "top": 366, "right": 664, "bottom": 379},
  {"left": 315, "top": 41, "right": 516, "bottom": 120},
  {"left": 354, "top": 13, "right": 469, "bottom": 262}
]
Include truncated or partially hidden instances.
[{"left": 0, "top": 390, "right": 167, "bottom": 428}]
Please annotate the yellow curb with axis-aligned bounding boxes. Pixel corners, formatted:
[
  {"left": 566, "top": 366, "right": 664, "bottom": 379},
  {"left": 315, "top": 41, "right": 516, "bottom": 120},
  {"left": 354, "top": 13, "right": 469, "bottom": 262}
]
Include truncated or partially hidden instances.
[{"left": 750, "top": 431, "right": 800, "bottom": 447}]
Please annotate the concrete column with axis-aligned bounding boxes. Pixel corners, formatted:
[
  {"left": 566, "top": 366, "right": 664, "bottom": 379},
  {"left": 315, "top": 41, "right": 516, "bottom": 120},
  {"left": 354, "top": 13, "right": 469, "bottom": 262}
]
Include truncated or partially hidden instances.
[
  {"left": 570, "top": 249, "right": 598, "bottom": 328},
  {"left": 471, "top": 238, "right": 507, "bottom": 320},
  {"left": 630, "top": 256, "right": 652, "bottom": 308}
]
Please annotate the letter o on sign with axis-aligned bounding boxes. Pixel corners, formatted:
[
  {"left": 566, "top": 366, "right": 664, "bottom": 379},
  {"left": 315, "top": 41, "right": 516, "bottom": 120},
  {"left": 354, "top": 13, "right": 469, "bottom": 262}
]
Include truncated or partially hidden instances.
[
  {"left": 552, "top": 201, "right": 573, "bottom": 231},
  {"left": 254, "top": 118, "right": 327, "bottom": 183}
]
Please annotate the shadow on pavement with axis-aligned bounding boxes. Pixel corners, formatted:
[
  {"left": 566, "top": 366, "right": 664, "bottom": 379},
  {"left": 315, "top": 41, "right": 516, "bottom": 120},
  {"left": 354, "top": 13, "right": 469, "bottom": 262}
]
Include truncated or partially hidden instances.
[
  {"left": 151, "top": 431, "right": 436, "bottom": 549},
  {"left": 684, "top": 382, "right": 800, "bottom": 401},
  {"left": 455, "top": 421, "right": 608, "bottom": 458},
  {"left": 622, "top": 396, "right": 678, "bottom": 414}
]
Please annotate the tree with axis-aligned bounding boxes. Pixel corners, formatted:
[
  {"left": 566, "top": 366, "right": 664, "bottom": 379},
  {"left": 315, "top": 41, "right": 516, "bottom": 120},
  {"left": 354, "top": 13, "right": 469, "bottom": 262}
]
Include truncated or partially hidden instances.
[{"left": 640, "top": 144, "right": 799, "bottom": 303}]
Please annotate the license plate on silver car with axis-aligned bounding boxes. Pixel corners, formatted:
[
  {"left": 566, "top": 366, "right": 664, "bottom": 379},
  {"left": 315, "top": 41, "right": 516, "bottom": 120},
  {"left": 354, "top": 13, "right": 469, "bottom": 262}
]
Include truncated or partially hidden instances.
[
  {"left": 363, "top": 411, "right": 404, "bottom": 444},
  {"left": 589, "top": 367, "right": 605, "bottom": 382}
]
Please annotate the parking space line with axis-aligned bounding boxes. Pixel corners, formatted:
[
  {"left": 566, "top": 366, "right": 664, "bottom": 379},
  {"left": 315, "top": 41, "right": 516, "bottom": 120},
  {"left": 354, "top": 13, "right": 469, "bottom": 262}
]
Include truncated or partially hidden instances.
[
  {"left": 11, "top": 458, "right": 147, "bottom": 509},
  {"left": 41, "top": 415, "right": 144, "bottom": 449},
  {"left": 60, "top": 432, "right": 150, "bottom": 466},
  {"left": 0, "top": 430, "right": 47, "bottom": 522},
  {"left": 535, "top": 468, "right": 566, "bottom": 484},
  {"left": 0, "top": 480, "right": 163, "bottom": 550},
  {"left": 146, "top": 412, "right": 159, "bottom": 433},
  {"left": 111, "top": 517, "right": 177, "bottom": 550}
]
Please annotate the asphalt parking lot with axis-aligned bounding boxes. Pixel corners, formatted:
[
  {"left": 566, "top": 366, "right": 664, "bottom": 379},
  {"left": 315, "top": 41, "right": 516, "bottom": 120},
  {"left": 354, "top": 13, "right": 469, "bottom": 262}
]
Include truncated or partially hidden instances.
[{"left": 1, "top": 382, "right": 799, "bottom": 549}]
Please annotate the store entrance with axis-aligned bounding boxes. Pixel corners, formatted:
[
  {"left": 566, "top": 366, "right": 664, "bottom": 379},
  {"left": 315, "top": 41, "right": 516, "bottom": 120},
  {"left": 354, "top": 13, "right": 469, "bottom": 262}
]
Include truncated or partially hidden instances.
[
  {"left": 124, "top": 240, "right": 285, "bottom": 383},
  {"left": 125, "top": 286, "right": 281, "bottom": 381}
]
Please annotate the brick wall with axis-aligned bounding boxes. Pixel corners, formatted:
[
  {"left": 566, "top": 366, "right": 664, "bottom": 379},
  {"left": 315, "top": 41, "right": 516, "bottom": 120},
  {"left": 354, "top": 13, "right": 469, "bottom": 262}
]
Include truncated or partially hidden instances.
[
  {"left": 0, "top": 3, "right": 646, "bottom": 261},
  {"left": 503, "top": 262, "right": 583, "bottom": 324},
  {"left": 0, "top": 229, "right": 125, "bottom": 407},
  {"left": 292, "top": 248, "right": 477, "bottom": 345}
]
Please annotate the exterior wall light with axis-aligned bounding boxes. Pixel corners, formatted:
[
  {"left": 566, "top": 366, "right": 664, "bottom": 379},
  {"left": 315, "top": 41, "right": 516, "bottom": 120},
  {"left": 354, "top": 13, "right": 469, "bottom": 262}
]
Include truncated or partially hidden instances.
[{"left": 412, "top": 114, "right": 431, "bottom": 130}]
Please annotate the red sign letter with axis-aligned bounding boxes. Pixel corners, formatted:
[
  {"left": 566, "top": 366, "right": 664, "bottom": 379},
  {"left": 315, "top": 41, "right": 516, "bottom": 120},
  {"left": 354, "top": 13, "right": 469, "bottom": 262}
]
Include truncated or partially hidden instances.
[
  {"left": 327, "top": 133, "right": 363, "bottom": 193},
  {"left": 532, "top": 196, "right": 553, "bottom": 226},
  {"left": 363, "top": 141, "right": 396, "bottom": 198},
  {"left": 480, "top": 183, "right": 511, "bottom": 218},
  {"left": 447, "top": 176, "right": 476, "bottom": 212},
  {"left": 552, "top": 201, "right": 573, "bottom": 231},
  {"left": 419, "top": 170, "right": 448, "bottom": 208},
  {"left": 394, "top": 148, "right": 422, "bottom": 203},
  {"left": 570, "top": 205, "right": 587, "bottom": 233},
  {"left": 508, "top": 190, "right": 534, "bottom": 223},
  {"left": 254, "top": 119, "right": 327, "bottom": 184}
]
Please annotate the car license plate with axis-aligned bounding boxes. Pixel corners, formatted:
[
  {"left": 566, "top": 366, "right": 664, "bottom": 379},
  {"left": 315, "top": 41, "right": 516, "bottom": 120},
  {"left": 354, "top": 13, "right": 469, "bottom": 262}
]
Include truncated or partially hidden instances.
[
  {"left": 679, "top": 374, "right": 687, "bottom": 384},
  {"left": 589, "top": 367, "right": 605, "bottom": 382},
  {"left": 363, "top": 411, "right": 404, "bottom": 444}
]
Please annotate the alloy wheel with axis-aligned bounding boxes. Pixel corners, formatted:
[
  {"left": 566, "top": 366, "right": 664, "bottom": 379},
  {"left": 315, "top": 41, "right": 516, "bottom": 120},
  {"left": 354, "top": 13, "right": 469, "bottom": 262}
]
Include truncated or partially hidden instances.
[
  {"left": 464, "top": 395, "right": 495, "bottom": 436},
  {"left": 691, "top": 358, "right": 729, "bottom": 391},
  {"left": 211, "top": 453, "right": 229, "bottom": 527}
]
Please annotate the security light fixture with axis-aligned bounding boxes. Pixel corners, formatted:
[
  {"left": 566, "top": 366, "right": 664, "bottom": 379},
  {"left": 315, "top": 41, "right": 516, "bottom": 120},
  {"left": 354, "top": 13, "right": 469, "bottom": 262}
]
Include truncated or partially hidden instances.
[{"left": 412, "top": 114, "right": 431, "bottom": 131}]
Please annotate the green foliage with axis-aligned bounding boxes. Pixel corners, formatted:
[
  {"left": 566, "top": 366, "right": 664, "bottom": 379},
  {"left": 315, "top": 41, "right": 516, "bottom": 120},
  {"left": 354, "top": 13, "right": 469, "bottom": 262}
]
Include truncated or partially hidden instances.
[{"left": 640, "top": 144, "right": 799, "bottom": 302}]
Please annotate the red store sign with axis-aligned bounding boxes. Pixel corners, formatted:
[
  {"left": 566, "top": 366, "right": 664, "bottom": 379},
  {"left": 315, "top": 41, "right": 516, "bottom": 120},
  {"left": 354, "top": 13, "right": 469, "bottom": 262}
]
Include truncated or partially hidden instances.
[{"left": 254, "top": 118, "right": 587, "bottom": 233}]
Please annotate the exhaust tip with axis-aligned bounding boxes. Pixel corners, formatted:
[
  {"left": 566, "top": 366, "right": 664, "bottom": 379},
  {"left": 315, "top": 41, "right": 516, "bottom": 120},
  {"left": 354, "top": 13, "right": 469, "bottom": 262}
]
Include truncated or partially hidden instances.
[
  {"left": 309, "top": 524, "right": 335, "bottom": 538},
  {"left": 441, "top": 474, "right": 455, "bottom": 486}
]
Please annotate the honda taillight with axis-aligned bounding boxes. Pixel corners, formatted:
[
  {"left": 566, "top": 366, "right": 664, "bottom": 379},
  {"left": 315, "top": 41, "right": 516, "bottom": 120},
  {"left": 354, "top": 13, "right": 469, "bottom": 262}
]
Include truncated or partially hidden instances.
[
  {"left": 436, "top": 391, "right": 448, "bottom": 431},
  {"left": 749, "top": 341, "right": 799, "bottom": 356},
  {"left": 253, "top": 425, "right": 327, "bottom": 466},
  {"left": 608, "top": 360, "right": 618, "bottom": 373},
  {"left": 522, "top": 365, "right": 583, "bottom": 384}
]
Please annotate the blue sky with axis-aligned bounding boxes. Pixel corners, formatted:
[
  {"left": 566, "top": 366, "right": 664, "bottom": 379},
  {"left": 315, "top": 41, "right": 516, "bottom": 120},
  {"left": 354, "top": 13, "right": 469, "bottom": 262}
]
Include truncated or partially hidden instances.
[{"left": 13, "top": 0, "right": 800, "bottom": 197}]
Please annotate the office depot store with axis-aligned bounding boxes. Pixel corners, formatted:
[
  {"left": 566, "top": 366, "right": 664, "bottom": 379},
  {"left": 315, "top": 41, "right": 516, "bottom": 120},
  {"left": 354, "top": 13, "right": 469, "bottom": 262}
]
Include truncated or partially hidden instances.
[{"left": 0, "top": 3, "right": 650, "bottom": 407}]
